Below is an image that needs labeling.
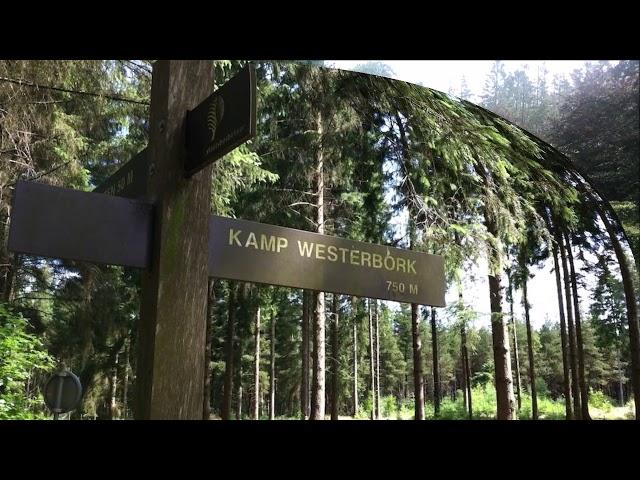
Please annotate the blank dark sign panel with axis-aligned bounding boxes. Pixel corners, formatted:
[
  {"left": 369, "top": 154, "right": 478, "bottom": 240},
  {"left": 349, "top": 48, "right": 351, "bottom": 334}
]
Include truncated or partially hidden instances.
[
  {"left": 93, "top": 148, "right": 149, "bottom": 200},
  {"left": 9, "top": 181, "right": 153, "bottom": 269},
  {"left": 208, "top": 215, "right": 446, "bottom": 307}
]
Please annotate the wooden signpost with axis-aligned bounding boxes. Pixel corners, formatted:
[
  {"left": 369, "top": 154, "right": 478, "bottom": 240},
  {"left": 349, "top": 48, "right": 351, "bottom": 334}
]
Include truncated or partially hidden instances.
[{"left": 7, "top": 60, "right": 446, "bottom": 420}]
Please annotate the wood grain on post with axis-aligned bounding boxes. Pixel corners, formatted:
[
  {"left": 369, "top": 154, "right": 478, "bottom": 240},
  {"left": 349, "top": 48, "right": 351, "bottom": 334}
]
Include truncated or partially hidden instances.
[{"left": 135, "top": 60, "right": 214, "bottom": 420}]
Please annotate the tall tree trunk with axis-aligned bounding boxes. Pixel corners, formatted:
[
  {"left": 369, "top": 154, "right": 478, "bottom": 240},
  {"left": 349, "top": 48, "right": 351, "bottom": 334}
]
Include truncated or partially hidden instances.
[
  {"left": 253, "top": 305, "right": 261, "bottom": 420},
  {"left": 368, "top": 299, "right": 376, "bottom": 419},
  {"left": 270, "top": 314, "right": 276, "bottom": 420},
  {"left": 487, "top": 263, "right": 515, "bottom": 420},
  {"left": 221, "top": 284, "right": 236, "bottom": 420},
  {"left": 548, "top": 219, "right": 573, "bottom": 420},
  {"left": 520, "top": 258, "right": 538, "bottom": 420},
  {"left": 236, "top": 340, "right": 243, "bottom": 420},
  {"left": 431, "top": 307, "right": 440, "bottom": 417},
  {"left": 121, "top": 335, "right": 130, "bottom": 419},
  {"left": 2, "top": 254, "right": 18, "bottom": 303},
  {"left": 463, "top": 332, "right": 473, "bottom": 420},
  {"left": 311, "top": 295, "right": 318, "bottom": 418},
  {"left": 564, "top": 232, "right": 591, "bottom": 420},
  {"left": 618, "top": 346, "right": 625, "bottom": 407},
  {"left": 203, "top": 278, "right": 215, "bottom": 420},
  {"left": 1, "top": 203, "right": 18, "bottom": 301},
  {"left": 310, "top": 110, "right": 326, "bottom": 421},
  {"left": 301, "top": 290, "right": 310, "bottom": 419},
  {"left": 461, "top": 327, "right": 468, "bottom": 413},
  {"left": 594, "top": 204, "right": 640, "bottom": 420},
  {"left": 109, "top": 351, "right": 119, "bottom": 420},
  {"left": 507, "top": 268, "right": 522, "bottom": 411},
  {"left": 485, "top": 245, "right": 515, "bottom": 418},
  {"left": 411, "top": 303, "right": 425, "bottom": 420},
  {"left": 311, "top": 287, "right": 325, "bottom": 421},
  {"left": 331, "top": 294, "right": 339, "bottom": 420},
  {"left": 0, "top": 209, "right": 10, "bottom": 300},
  {"left": 353, "top": 306, "right": 359, "bottom": 417},
  {"left": 558, "top": 231, "right": 582, "bottom": 419},
  {"left": 458, "top": 286, "right": 472, "bottom": 419},
  {"left": 375, "top": 300, "right": 381, "bottom": 419}
]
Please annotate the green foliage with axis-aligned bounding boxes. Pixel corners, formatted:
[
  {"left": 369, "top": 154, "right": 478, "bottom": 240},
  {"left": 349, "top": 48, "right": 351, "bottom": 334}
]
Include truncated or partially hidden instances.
[
  {"left": 611, "top": 200, "right": 640, "bottom": 268},
  {"left": 589, "top": 389, "right": 614, "bottom": 413},
  {"left": 0, "top": 302, "right": 55, "bottom": 419}
]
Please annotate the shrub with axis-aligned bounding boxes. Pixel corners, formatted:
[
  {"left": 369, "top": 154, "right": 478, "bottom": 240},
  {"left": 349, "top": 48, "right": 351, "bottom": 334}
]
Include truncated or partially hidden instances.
[
  {"left": 0, "top": 303, "right": 55, "bottom": 419},
  {"left": 588, "top": 390, "right": 614, "bottom": 413}
]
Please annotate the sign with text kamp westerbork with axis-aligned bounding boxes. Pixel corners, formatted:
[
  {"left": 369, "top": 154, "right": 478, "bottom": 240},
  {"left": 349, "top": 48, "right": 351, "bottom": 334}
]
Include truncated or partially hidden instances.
[
  {"left": 208, "top": 216, "right": 446, "bottom": 306},
  {"left": 184, "top": 63, "right": 256, "bottom": 177}
]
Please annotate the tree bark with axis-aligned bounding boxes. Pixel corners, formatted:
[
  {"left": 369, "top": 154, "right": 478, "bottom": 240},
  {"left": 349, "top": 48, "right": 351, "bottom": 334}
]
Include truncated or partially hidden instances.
[
  {"left": 310, "top": 110, "right": 326, "bottom": 421},
  {"left": 431, "top": 307, "right": 440, "bottom": 417},
  {"left": 353, "top": 305, "right": 359, "bottom": 417},
  {"left": 521, "top": 261, "right": 538, "bottom": 420},
  {"left": 618, "top": 353, "right": 625, "bottom": 407},
  {"left": 461, "top": 326, "right": 468, "bottom": 413},
  {"left": 203, "top": 278, "right": 215, "bottom": 420},
  {"left": 253, "top": 305, "right": 261, "bottom": 420},
  {"left": 463, "top": 331, "right": 473, "bottom": 420},
  {"left": 311, "top": 288, "right": 325, "bottom": 420},
  {"left": 135, "top": 60, "right": 213, "bottom": 420},
  {"left": 548, "top": 219, "right": 573, "bottom": 420},
  {"left": 375, "top": 300, "right": 381, "bottom": 419},
  {"left": 331, "top": 294, "right": 339, "bottom": 420},
  {"left": 0, "top": 209, "right": 10, "bottom": 300},
  {"left": 121, "top": 335, "right": 130, "bottom": 419},
  {"left": 2, "top": 253, "right": 18, "bottom": 303},
  {"left": 236, "top": 345, "right": 243, "bottom": 420},
  {"left": 507, "top": 268, "right": 522, "bottom": 411},
  {"left": 221, "top": 284, "right": 236, "bottom": 420},
  {"left": 1, "top": 204, "right": 18, "bottom": 302},
  {"left": 301, "top": 290, "right": 310, "bottom": 419},
  {"left": 564, "top": 232, "right": 591, "bottom": 420},
  {"left": 458, "top": 286, "right": 472, "bottom": 420},
  {"left": 270, "top": 313, "right": 276, "bottom": 420},
  {"left": 109, "top": 351, "right": 119, "bottom": 420},
  {"left": 558, "top": 231, "right": 582, "bottom": 419},
  {"left": 368, "top": 299, "right": 376, "bottom": 419},
  {"left": 487, "top": 266, "right": 515, "bottom": 420},
  {"left": 411, "top": 303, "right": 425, "bottom": 420},
  {"left": 485, "top": 226, "right": 515, "bottom": 419}
]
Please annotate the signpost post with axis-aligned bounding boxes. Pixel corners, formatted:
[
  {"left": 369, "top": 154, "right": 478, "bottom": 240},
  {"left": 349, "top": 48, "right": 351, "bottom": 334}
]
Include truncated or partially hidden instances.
[
  {"left": 6, "top": 60, "right": 446, "bottom": 420},
  {"left": 134, "top": 60, "right": 215, "bottom": 420}
]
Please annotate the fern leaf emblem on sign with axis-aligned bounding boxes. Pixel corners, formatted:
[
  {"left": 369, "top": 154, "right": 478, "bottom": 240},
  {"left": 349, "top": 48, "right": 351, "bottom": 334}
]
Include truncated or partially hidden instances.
[{"left": 207, "top": 96, "right": 225, "bottom": 141}]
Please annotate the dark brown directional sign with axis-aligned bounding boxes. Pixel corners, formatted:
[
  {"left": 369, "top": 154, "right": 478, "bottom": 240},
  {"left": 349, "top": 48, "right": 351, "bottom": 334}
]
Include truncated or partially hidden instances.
[
  {"left": 184, "top": 63, "right": 257, "bottom": 177},
  {"left": 9, "top": 181, "right": 152, "bottom": 268},
  {"left": 94, "top": 148, "right": 149, "bottom": 199},
  {"left": 208, "top": 215, "right": 446, "bottom": 306}
]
